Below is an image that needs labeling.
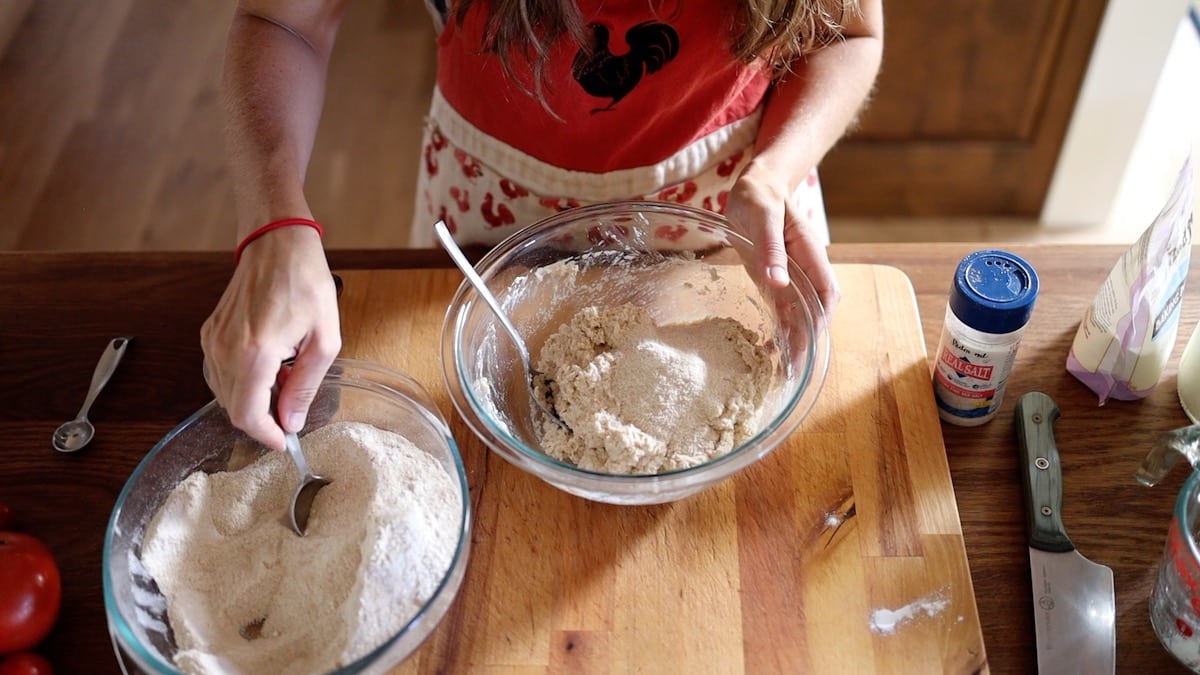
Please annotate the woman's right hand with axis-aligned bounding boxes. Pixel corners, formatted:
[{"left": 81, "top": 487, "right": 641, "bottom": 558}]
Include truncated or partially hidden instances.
[{"left": 200, "top": 226, "right": 342, "bottom": 451}]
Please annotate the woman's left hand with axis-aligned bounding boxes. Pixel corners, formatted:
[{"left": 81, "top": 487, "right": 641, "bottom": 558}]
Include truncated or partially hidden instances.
[{"left": 724, "top": 167, "right": 841, "bottom": 316}]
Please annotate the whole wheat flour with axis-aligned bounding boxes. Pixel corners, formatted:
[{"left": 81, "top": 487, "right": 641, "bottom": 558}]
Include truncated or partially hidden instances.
[
  {"left": 536, "top": 304, "right": 772, "bottom": 474},
  {"left": 140, "top": 421, "right": 461, "bottom": 674}
]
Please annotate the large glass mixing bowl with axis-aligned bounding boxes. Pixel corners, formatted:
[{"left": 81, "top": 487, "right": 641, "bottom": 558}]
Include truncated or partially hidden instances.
[{"left": 441, "top": 201, "right": 830, "bottom": 505}]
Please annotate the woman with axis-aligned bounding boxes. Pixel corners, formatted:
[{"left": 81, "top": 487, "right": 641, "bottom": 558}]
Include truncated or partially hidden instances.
[{"left": 201, "top": 0, "right": 884, "bottom": 451}]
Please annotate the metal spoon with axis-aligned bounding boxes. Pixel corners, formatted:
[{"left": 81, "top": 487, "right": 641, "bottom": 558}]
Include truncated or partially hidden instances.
[
  {"left": 434, "top": 220, "right": 566, "bottom": 430},
  {"left": 283, "top": 431, "right": 331, "bottom": 536},
  {"left": 53, "top": 336, "right": 131, "bottom": 452}
]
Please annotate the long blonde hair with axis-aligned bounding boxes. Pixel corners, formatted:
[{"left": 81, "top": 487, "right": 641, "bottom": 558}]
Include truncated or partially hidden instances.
[{"left": 453, "top": 0, "right": 859, "bottom": 92}]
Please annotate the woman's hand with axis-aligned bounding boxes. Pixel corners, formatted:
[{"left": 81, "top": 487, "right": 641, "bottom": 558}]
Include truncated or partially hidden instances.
[
  {"left": 200, "top": 226, "right": 341, "bottom": 451},
  {"left": 725, "top": 0, "right": 881, "bottom": 318},
  {"left": 725, "top": 166, "right": 841, "bottom": 316}
]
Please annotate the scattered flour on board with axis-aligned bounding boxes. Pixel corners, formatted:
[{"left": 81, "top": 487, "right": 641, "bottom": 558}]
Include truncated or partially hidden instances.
[
  {"left": 869, "top": 590, "right": 952, "bottom": 635},
  {"left": 535, "top": 303, "right": 773, "bottom": 474},
  {"left": 140, "top": 421, "right": 462, "bottom": 674}
]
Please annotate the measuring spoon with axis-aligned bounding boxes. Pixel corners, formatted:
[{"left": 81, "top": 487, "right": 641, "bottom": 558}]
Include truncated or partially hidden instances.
[
  {"left": 283, "top": 430, "right": 331, "bottom": 536},
  {"left": 53, "top": 336, "right": 131, "bottom": 452}
]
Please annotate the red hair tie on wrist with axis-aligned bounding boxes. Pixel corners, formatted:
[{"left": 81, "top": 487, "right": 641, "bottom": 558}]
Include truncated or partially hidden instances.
[{"left": 234, "top": 218, "right": 325, "bottom": 263}]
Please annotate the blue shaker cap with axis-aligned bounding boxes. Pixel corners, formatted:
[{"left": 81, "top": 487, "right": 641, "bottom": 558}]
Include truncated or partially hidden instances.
[{"left": 949, "top": 249, "right": 1039, "bottom": 334}]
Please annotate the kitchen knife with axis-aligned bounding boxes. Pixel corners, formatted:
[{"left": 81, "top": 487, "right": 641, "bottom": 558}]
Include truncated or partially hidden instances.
[{"left": 1015, "top": 391, "right": 1116, "bottom": 674}]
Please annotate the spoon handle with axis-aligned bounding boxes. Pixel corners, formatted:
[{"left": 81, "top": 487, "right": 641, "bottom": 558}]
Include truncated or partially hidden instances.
[
  {"left": 434, "top": 220, "right": 533, "bottom": 367},
  {"left": 284, "top": 431, "right": 315, "bottom": 481},
  {"left": 77, "top": 337, "right": 131, "bottom": 419}
]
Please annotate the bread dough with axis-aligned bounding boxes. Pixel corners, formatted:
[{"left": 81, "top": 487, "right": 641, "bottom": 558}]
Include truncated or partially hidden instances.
[{"left": 535, "top": 304, "right": 772, "bottom": 474}]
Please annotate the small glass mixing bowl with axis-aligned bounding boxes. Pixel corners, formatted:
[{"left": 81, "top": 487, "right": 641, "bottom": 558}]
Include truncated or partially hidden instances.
[
  {"left": 441, "top": 200, "right": 831, "bottom": 505},
  {"left": 103, "top": 358, "right": 471, "bottom": 674}
]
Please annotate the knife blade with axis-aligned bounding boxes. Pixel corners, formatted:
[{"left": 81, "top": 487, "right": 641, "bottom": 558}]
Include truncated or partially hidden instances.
[{"left": 1015, "top": 391, "right": 1116, "bottom": 674}]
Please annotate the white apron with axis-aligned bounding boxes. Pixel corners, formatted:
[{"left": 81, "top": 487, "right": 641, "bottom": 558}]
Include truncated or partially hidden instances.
[{"left": 409, "top": 86, "right": 829, "bottom": 248}]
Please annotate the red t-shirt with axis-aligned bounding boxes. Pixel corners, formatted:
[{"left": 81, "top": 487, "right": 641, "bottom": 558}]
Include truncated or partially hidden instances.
[{"left": 436, "top": 0, "right": 771, "bottom": 174}]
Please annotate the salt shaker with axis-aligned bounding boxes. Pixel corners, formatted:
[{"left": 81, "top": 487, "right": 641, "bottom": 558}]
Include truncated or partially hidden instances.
[{"left": 933, "top": 249, "right": 1039, "bottom": 426}]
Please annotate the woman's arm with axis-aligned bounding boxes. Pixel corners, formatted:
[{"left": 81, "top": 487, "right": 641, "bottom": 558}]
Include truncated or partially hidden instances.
[
  {"left": 223, "top": 0, "right": 348, "bottom": 232},
  {"left": 200, "top": 0, "right": 350, "bottom": 451},
  {"left": 726, "top": 0, "right": 884, "bottom": 314}
]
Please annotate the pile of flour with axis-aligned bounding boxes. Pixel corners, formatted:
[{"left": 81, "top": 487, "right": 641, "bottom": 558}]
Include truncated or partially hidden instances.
[
  {"left": 140, "top": 421, "right": 461, "bottom": 674},
  {"left": 535, "top": 304, "right": 772, "bottom": 474}
]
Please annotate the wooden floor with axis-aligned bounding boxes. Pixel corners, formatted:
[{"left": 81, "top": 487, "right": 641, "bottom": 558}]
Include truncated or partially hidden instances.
[
  {"left": 0, "top": 1, "right": 1151, "bottom": 253},
  {"left": 0, "top": 0, "right": 437, "bottom": 252}
]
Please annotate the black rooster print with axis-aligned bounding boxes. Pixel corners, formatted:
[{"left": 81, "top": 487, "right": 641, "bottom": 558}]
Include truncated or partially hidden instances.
[{"left": 571, "top": 21, "right": 680, "bottom": 113}]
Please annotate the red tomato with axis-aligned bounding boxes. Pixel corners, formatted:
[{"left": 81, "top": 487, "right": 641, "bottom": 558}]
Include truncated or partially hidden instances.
[
  {"left": 0, "top": 533, "right": 61, "bottom": 654},
  {"left": 0, "top": 652, "right": 53, "bottom": 675}
]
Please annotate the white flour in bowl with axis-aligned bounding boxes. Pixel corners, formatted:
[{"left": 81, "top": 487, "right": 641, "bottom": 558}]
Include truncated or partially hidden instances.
[
  {"left": 536, "top": 304, "right": 772, "bottom": 474},
  {"left": 140, "top": 421, "right": 461, "bottom": 674}
]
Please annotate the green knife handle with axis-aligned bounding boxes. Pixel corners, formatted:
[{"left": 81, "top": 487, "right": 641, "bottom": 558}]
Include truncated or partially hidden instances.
[{"left": 1015, "top": 391, "right": 1075, "bottom": 553}]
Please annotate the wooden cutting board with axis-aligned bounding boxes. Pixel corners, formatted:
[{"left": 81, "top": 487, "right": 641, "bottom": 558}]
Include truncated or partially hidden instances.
[{"left": 334, "top": 264, "right": 987, "bottom": 674}]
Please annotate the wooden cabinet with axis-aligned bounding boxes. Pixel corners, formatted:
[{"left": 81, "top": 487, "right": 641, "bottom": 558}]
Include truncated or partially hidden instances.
[{"left": 820, "top": 0, "right": 1108, "bottom": 217}]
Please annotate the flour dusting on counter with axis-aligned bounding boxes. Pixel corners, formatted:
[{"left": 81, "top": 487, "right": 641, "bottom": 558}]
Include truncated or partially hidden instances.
[{"left": 869, "top": 590, "right": 950, "bottom": 635}]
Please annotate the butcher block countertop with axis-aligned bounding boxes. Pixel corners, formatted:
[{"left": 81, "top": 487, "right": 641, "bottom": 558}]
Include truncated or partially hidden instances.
[
  {"left": 337, "top": 264, "right": 982, "bottom": 674},
  {"left": 1, "top": 243, "right": 1198, "bottom": 674}
]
